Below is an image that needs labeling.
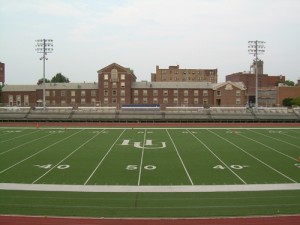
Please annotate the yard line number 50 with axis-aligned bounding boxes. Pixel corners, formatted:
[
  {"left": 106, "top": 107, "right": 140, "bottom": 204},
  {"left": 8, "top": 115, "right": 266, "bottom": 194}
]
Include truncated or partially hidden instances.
[{"left": 126, "top": 165, "right": 156, "bottom": 170}]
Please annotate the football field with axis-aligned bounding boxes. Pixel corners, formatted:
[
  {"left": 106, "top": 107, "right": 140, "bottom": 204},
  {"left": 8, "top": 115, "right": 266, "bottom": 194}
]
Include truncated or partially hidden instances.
[{"left": 0, "top": 126, "right": 300, "bottom": 217}]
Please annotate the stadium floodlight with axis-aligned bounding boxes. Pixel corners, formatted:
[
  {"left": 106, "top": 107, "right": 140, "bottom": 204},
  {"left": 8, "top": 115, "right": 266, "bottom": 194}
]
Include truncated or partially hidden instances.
[
  {"left": 248, "top": 40, "right": 265, "bottom": 108},
  {"left": 35, "top": 39, "right": 53, "bottom": 111}
]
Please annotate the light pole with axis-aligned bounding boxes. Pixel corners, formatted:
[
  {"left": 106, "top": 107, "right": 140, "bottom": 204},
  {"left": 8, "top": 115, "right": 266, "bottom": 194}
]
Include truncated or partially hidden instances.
[
  {"left": 35, "top": 39, "right": 53, "bottom": 110},
  {"left": 248, "top": 40, "right": 265, "bottom": 108}
]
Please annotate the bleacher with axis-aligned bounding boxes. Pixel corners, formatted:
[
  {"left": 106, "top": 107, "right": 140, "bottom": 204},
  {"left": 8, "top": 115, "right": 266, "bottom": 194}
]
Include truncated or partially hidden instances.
[
  {"left": 209, "top": 107, "right": 255, "bottom": 120},
  {"left": 0, "top": 107, "right": 31, "bottom": 119},
  {"left": 71, "top": 107, "right": 117, "bottom": 120},
  {"left": 26, "top": 107, "right": 73, "bottom": 120},
  {"left": 253, "top": 107, "right": 298, "bottom": 120}
]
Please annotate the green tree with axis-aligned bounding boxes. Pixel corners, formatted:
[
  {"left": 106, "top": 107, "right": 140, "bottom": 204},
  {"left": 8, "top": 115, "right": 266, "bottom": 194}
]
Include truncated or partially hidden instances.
[
  {"left": 292, "top": 96, "right": 300, "bottom": 106},
  {"left": 284, "top": 80, "right": 295, "bottom": 86},
  {"left": 37, "top": 78, "right": 51, "bottom": 85},
  {"left": 282, "top": 98, "right": 293, "bottom": 107},
  {"left": 51, "top": 73, "right": 70, "bottom": 83}
]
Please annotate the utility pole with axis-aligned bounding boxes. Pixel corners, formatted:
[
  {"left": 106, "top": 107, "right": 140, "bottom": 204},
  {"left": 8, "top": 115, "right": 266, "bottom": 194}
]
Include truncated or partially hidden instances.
[
  {"left": 35, "top": 39, "right": 53, "bottom": 111},
  {"left": 248, "top": 40, "right": 265, "bottom": 108}
]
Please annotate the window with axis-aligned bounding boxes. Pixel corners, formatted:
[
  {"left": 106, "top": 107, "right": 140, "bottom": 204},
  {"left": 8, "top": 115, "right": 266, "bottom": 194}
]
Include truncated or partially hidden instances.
[
  {"left": 153, "top": 90, "right": 158, "bottom": 96},
  {"left": 91, "top": 98, "right": 96, "bottom": 104},
  {"left": 163, "top": 90, "right": 168, "bottom": 96},
  {"left": 52, "top": 91, "right": 56, "bottom": 97},
  {"left": 217, "top": 90, "right": 221, "bottom": 96},
  {"left": 121, "top": 74, "right": 125, "bottom": 80},
  {"left": 71, "top": 98, "right": 76, "bottom": 104},
  {"left": 112, "top": 82, "right": 117, "bottom": 88},
  {"left": 134, "top": 97, "right": 139, "bottom": 104},
  {"left": 121, "top": 82, "right": 125, "bottom": 88},
  {"left": 81, "top": 98, "right": 86, "bottom": 104},
  {"left": 236, "top": 98, "right": 241, "bottom": 105},
  {"left": 194, "top": 98, "right": 199, "bottom": 104},
  {"left": 184, "top": 90, "right": 189, "bottom": 97},
  {"left": 194, "top": 90, "right": 198, "bottom": 96},
  {"left": 61, "top": 91, "right": 65, "bottom": 97},
  {"left": 46, "top": 91, "right": 50, "bottom": 97},
  {"left": 104, "top": 98, "right": 108, "bottom": 104},
  {"left": 153, "top": 98, "right": 158, "bottom": 104},
  {"left": 143, "top": 98, "right": 148, "bottom": 104},
  {"left": 173, "top": 90, "right": 178, "bottom": 96},
  {"left": 120, "top": 98, "right": 125, "bottom": 104},
  {"left": 163, "top": 98, "right": 168, "bottom": 104},
  {"left": 104, "top": 82, "right": 109, "bottom": 88},
  {"left": 91, "top": 90, "right": 96, "bottom": 96},
  {"left": 71, "top": 90, "right": 76, "bottom": 97},
  {"left": 111, "top": 69, "right": 118, "bottom": 82},
  {"left": 143, "top": 90, "right": 148, "bottom": 96},
  {"left": 203, "top": 98, "right": 208, "bottom": 105},
  {"left": 203, "top": 90, "right": 208, "bottom": 96},
  {"left": 9, "top": 95, "right": 13, "bottom": 106},
  {"left": 120, "top": 90, "right": 125, "bottom": 96},
  {"left": 236, "top": 90, "right": 241, "bottom": 96},
  {"left": 184, "top": 98, "right": 188, "bottom": 105},
  {"left": 104, "top": 74, "right": 108, "bottom": 80},
  {"left": 134, "top": 90, "right": 139, "bottom": 96},
  {"left": 112, "top": 98, "right": 117, "bottom": 104},
  {"left": 52, "top": 100, "right": 56, "bottom": 105},
  {"left": 112, "top": 90, "right": 117, "bottom": 96},
  {"left": 173, "top": 98, "right": 178, "bottom": 105},
  {"left": 104, "top": 90, "right": 108, "bottom": 96},
  {"left": 24, "top": 95, "right": 29, "bottom": 106},
  {"left": 61, "top": 100, "right": 66, "bottom": 105}
]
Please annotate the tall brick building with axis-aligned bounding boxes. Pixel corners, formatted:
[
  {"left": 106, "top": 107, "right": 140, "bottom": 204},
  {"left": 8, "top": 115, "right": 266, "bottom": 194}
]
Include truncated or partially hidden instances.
[
  {"left": 1, "top": 63, "right": 246, "bottom": 108},
  {"left": 0, "top": 62, "right": 5, "bottom": 84}
]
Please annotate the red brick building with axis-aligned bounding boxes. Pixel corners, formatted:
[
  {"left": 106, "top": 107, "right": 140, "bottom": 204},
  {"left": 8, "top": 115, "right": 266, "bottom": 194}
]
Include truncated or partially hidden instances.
[
  {"left": 0, "top": 62, "right": 5, "bottom": 84},
  {"left": 1, "top": 63, "right": 246, "bottom": 108}
]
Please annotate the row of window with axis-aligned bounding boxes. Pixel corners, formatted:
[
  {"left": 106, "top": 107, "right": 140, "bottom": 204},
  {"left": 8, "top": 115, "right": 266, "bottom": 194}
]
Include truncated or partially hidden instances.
[
  {"left": 103, "top": 81, "right": 126, "bottom": 88},
  {"left": 160, "top": 70, "right": 216, "bottom": 75},
  {"left": 45, "top": 90, "right": 97, "bottom": 97}
]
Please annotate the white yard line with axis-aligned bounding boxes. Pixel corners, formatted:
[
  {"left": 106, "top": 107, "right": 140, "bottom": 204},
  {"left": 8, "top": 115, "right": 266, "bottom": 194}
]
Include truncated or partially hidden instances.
[
  {"left": 33, "top": 131, "right": 103, "bottom": 184},
  {"left": 0, "top": 130, "right": 41, "bottom": 144},
  {"left": 208, "top": 130, "right": 298, "bottom": 183},
  {"left": 84, "top": 129, "right": 126, "bottom": 185},
  {"left": 249, "top": 129, "right": 300, "bottom": 149},
  {"left": 238, "top": 133, "right": 297, "bottom": 161},
  {"left": 1, "top": 182, "right": 299, "bottom": 193},
  {"left": 188, "top": 130, "right": 247, "bottom": 184},
  {"left": 0, "top": 130, "right": 83, "bottom": 175},
  {"left": 137, "top": 129, "right": 146, "bottom": 186},
  {"left": 0, "top": 133, "right": 54, "bottom": 156},
  {"left": 166, "top": 129, "right": 194, "bottom": 185}
]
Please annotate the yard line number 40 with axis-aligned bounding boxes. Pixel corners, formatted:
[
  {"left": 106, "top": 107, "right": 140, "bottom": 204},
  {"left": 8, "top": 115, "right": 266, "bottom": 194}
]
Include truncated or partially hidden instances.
[{"left": 34, "top": 164, "right": 70, "bottom": 169}]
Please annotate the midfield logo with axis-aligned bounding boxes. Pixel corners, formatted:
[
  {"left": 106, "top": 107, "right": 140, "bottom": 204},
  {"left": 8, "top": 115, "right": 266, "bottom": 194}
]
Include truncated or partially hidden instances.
[{"left": 121, "top": 139, "right": 166, "bottom": 149}]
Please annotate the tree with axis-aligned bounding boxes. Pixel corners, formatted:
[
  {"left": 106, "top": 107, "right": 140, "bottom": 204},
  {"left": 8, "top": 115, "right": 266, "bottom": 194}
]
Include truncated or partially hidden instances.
[
  {"left": 282, "top": 98, "right": 293, "bottom": 107},
  {"left": 292, "top": 96, "right": 300, "bottom": 106},
  {"left": 37, "top": 78, "right": 51, "bottom": 85},
  {"left": 283, "top": 80, "right": 295, "bottom": 86},
  {"left": 51, "top": 73, "right": 70, "bottom": 83}
]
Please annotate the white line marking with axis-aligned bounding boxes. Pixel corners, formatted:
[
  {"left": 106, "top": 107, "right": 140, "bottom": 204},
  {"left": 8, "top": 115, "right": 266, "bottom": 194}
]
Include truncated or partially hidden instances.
[
  {"left": 0, "top": 130, "right": 41, "bottom": 144},
  {"left": 138, "top": 129, "right": 146, "bottom": 186},
  {"left": 0, "top": 133, "right": 54, "bottom": 156},
  {"left": 33, "top": 131, "right": 103, "bottom": 184},
  {"left": 84, "top": 130, "right": 126, "bottom": 185},
  {"left": 238, "top": 133, "right": 297, "bottom": 161},
  {"left": 208, "top": 130, "right": 298, "bottom": 183},
  {"left": 188, "top": 129, "right": 247, "bottom": 184},
  {"left": 0, "top": 130, "right": 84, "bottom": 175},
  {"left": 166, "top": 129, "right": 194, "bottom": 185},
  {"left": 249, "top": 129, "right": 300, "bottom": 149}
]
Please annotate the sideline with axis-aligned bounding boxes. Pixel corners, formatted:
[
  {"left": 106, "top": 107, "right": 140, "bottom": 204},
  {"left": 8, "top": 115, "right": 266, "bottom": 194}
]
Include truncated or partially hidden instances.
[{"left": 1, "top": 183, "right": 300, "bottom": 193}]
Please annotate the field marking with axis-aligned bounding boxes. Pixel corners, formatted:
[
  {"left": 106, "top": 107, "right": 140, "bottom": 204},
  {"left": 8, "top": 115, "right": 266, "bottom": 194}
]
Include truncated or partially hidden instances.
[
  {"left": 0, "top": 130, "right": 41, "bottom": 144},
  {"left": 32, "top": 131, "right": 104, "bottom": 184},
  {"left": 166, "top": 129, "right": 194, "bottom": 185},
  {"left": 238, "top": 133, "right": 297, "bottom": 161},
  {"left": 137, "top": 129, "right": 146, "bottom": 186},
  {"left": 249, "top": 129, "right": 300, "bottom": 149},
  {"left": 84, "top": 129, "right": 126, "bottom": 185},
  {"left": 187, "top": 130, "right": 247, "bottom": 184},
  {"left": 0, "top": 133, "right": 54, "bottom": 156},
  {"left": 0, "top": 130, "right": 84, "bottom": 175},
  {"left": 208, "top": 130, "right": 298, "bottom": 183},
  {"left": 1, "top": 183, "right": 300, "bottom": 193}
]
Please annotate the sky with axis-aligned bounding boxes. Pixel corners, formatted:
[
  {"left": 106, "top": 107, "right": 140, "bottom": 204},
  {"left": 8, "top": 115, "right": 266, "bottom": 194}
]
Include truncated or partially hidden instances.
[{"left": 0, "top": 0, "right": 300, "bottom": 85}]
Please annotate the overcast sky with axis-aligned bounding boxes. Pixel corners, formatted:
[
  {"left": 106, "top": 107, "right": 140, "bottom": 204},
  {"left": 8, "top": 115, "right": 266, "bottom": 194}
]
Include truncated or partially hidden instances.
[{"left": 0, "top": 0, "right": 300, "bottom": 84}]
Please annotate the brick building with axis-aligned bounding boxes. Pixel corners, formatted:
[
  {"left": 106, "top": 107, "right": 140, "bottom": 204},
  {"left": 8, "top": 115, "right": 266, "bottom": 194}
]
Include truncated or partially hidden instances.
[
  {"left": 0, "top": 62, "right": 5, "bottom": 84},
  {"left": 1, "top": 63, "right": 246, "bottom": 108},
  {"left": 226, "top": 60, "right": 285, "bottom": 105},
  {"left": 151, "top": 65, "right": 218, "bottom": 83}
]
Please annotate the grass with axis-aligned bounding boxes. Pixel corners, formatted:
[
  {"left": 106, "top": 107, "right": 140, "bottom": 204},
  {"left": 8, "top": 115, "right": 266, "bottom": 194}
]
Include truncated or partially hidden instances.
[{"left": 0, "top": 126, "right": 300, "bottom": 217}]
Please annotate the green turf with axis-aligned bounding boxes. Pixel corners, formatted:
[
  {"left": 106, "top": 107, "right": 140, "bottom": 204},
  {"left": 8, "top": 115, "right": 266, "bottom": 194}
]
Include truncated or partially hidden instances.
[{"left": 0, "top": 127, "right": 300, "bottom": 217}]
